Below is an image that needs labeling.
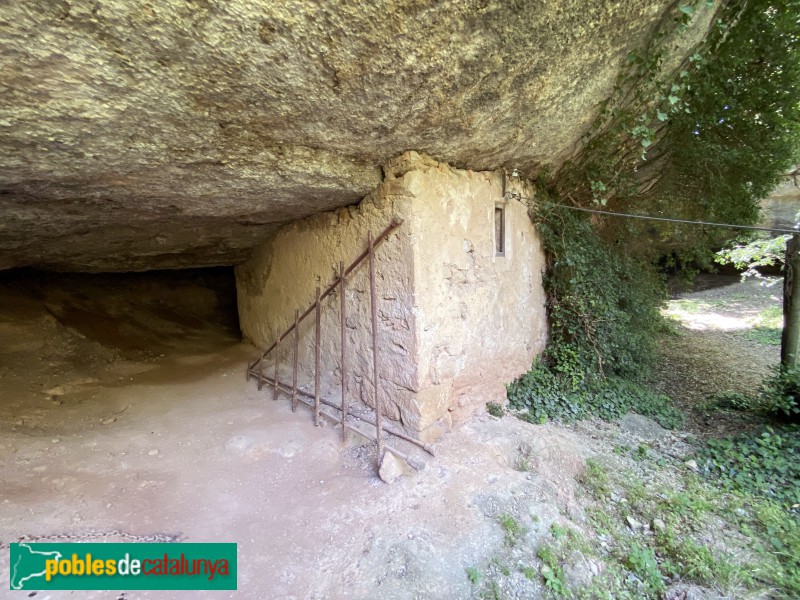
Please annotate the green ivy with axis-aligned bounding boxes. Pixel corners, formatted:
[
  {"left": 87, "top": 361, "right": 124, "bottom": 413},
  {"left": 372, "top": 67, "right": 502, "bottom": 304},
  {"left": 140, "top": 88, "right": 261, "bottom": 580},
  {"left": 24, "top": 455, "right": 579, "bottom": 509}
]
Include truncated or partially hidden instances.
[
  {"left": 508, "top": 362, "right": 682, "bottom": 429},
  {"left": 533, "top": 202, "right": 666, "bottom": 381},
  {"left": 699, "top": 425, "right": 800, "bottom": 511},
  {"left": 550, "top": 0, "right": 799, "bottom": 265},
  {"left": 507, "top": 203, "right": 682, "bottom": 428}
]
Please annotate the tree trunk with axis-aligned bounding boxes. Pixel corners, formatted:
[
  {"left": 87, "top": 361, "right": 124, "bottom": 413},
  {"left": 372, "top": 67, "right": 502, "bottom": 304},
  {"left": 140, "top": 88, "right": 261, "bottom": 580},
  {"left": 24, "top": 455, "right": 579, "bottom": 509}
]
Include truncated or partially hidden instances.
[{"left": 781, "top": 233, "right": 800, "bottom": 368}]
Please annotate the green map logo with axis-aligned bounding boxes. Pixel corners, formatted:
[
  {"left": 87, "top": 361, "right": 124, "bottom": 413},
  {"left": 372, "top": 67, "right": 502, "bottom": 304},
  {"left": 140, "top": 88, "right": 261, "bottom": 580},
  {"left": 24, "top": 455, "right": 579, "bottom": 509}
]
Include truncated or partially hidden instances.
[
  {"left": 9, "top": 543, "right": 237, "bottom": 590},
  {"left": 10, "top": 543, "right": 63, "bottom": 590}
]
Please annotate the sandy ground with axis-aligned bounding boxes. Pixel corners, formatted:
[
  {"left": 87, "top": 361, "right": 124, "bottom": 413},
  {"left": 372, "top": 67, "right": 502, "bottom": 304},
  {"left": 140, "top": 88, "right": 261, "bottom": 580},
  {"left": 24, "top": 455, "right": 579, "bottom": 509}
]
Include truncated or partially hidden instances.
[
  {"left": 1, "top": 271, "right": 778, "bottom": 599},
  {"left": 0, "top": 271, "right": 593, "bottom": 600}
]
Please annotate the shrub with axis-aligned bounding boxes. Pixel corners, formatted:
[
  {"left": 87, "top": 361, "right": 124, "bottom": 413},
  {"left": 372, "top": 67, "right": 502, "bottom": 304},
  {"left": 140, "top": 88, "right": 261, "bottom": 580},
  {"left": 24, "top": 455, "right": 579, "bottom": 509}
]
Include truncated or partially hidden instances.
[
  {"left": 533, "top": 203, "right": 665, "bottom": 382},
  {"left": 761, "top": 365, "right": 800, "bottom": 420},
  {"left": 507, "top": 205, "right": 682, "bottom": 428}
]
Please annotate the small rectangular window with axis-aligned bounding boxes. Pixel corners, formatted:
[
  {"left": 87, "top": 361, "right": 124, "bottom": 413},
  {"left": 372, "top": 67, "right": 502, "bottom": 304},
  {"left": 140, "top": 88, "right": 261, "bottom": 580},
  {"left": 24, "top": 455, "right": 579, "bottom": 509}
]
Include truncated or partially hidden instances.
[{"left": 495, "top": 205, "right": 505, "bottom": 256}]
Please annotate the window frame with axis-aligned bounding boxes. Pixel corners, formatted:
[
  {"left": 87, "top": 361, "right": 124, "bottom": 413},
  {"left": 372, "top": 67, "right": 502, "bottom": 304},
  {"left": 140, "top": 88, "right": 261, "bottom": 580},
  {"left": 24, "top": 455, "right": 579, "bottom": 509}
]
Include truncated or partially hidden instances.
[{"left": 494, "top": 204, "right": 506, "bottom": 257}]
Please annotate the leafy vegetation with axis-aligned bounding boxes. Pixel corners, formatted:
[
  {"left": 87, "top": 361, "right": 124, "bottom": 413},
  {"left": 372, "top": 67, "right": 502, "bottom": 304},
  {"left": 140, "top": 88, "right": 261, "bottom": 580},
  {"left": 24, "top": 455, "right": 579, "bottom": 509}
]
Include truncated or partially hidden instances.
[
  {"left": 715, "top": 363, "right": 800, "bottom": 414},
  {"left": 486, "top": 402, "right": 505, "bottom": 418},
  {"left": 707, "top": 390, "right": 757, "bottom": 412},
  {"left": 705, "top": 362, "right": 800, "bottom": 418},
  {"left": 626, "top": 544, "right": 665, "bottom": 596},
  {"left": 550, "top": 0, "right": 799, "bottom": 263},
  {"left": 465, "top": 430, "right": 799, "bottom": 598},
  {"left": 699, "top": 425, "right": 800, "bottom": 509},
  {"left": 581, "top": 458, "right": 611, "bottom": 498},
  {"left": 761, "top": 364, "right": 800, "bottom": 418},
  {"left": 746, "top": 501, "right": 800, "bottom": 593},
  {"left": 510, "top": 0, "right": 800, "bottom": 435},
  {"left": 716, "top": 234, "right": 790, "bottom": 280},
  {"left": 657, "top": 0, "right": 800, "bottom": 240},
  {"left": 530, "top": 203, "right": 666, "bottom": 382},
  {"left": 496, "top": 4, "right": 800, "bottom": 595},
  {"left": 741, "top": 325, "right": 783, "bottom": 346},
  {"left": 509, "top": 361, "right": 682, "bottom": 429},
  {"left": 507, "top": 205, "right": 682, "bottom": 428},
  {"left": 536, "top": 544, "right": 568, "bottom": 596}
]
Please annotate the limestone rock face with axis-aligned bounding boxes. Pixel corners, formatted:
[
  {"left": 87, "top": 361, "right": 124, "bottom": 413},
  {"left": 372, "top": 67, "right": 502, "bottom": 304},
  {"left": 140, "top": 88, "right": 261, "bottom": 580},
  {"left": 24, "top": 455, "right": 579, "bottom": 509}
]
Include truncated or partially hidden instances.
[
  {"left": 760, "top": 168, "right": 800, "bottom": 230},
  {"left": 1, "top": 0, "right": 693, "bottom": 270}
]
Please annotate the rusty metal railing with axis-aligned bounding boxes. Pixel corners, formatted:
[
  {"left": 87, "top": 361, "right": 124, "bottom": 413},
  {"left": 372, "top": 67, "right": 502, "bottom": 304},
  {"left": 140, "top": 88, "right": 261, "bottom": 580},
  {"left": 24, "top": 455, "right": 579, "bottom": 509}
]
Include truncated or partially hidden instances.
[{"left": 245, "top": 217, "right": 434, "bottom": 472}]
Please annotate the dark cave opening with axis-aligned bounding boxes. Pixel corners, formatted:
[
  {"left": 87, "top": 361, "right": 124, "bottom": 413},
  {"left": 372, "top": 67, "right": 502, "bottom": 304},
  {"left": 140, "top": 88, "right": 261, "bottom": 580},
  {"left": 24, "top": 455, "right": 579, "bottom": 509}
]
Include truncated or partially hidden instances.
[{"left": 0, "top": 267, "right": 241, "bottom": 360}]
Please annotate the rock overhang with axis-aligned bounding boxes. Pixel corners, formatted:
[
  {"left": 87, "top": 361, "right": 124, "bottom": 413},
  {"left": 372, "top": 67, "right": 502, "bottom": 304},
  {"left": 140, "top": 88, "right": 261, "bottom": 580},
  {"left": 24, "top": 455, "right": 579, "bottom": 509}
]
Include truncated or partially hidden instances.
[{"left": 0, "top": 0, "right": 697, "bottom": 271}]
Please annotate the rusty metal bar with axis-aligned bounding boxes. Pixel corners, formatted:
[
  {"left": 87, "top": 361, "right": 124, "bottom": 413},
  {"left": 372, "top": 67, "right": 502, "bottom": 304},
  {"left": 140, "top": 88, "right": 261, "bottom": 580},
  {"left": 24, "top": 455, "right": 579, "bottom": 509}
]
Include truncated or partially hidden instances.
[
  {"left": 314, "top": 286, "right": 321, "bottom": 427},
  {"left": 260, "top": 375, "right": 426, "bottom": 470},
  {"left": 369, "top": 231, "right": 383, "bottom": 461},
  {"left": 248, "top": 217, "right": 403, "bottom": 374},
  {"left": 273, "top": 325, "right": 279, "bottom": 402},
  {"left": 257, "top": 343, "right": 264, "bottom": 391},
  {"left": 339, "top": 260, "right": 347, "bottom": 442},
  {"left": 292, "top": 309, "right": 299, "bottom": 413},
  {"left": 249, "top": 369, "right": 435, "bottom": 456}
]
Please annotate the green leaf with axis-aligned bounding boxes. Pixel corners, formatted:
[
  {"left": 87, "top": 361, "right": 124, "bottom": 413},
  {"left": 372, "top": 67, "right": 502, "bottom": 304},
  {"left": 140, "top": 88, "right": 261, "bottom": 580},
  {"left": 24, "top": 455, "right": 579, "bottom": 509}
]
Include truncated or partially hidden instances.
[{"left": 679, "top": 5, "right": 695, "bottom": 16}]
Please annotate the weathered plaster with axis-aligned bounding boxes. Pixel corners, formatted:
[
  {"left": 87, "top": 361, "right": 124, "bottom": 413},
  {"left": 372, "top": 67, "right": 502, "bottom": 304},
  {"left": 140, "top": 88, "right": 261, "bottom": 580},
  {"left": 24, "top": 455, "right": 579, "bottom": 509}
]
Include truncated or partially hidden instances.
[
  {"left": 235, "top": 184, "right": 420, "bottom": 427},
  {"left": 399, "top": 159, "right": 547, "bottom": 438},
  {"left": 237, "top": 153, "right": 546, "bottom": 440}
]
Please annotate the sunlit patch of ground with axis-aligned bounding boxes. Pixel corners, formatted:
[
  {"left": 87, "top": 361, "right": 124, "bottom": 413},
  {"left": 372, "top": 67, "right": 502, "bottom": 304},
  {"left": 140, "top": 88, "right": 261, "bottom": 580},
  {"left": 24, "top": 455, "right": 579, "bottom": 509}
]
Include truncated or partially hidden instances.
[
  {"left": 656, "top": 275, "right": 781, "bottom": 439},
  {"left": 662, "top": 277, "right": 782, "bottom": 333}
]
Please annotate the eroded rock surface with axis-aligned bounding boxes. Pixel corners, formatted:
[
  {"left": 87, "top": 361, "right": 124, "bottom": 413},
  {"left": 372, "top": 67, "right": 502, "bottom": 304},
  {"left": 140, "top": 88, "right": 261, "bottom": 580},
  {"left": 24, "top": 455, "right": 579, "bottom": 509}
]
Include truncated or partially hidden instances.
[
  {"left": 760, "top": 167, "right": 800, "bottom": 230},
  {"left": 0, "top": 0, "right": 709, "bottom": 270}
]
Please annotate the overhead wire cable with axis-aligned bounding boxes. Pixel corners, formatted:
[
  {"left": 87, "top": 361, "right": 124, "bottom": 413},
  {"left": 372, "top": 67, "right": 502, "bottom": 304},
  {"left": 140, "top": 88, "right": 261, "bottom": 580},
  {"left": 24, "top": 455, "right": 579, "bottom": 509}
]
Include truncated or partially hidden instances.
[{"left": 538, "top": 202, "right": 798, "bottom": 235}]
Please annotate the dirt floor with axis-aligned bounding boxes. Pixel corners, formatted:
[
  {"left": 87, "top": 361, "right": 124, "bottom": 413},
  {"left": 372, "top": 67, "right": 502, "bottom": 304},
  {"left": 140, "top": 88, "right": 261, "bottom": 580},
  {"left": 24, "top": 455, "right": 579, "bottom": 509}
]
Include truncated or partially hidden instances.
[
  {"left": 0, "top": 270, "right": 592, "bottom": 599},
  {"left": 0, "top": 271, "right": 783, "bottom": 599},
  {"left": 658, "top": 274, "right": 782, "bottom": 438}
]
